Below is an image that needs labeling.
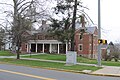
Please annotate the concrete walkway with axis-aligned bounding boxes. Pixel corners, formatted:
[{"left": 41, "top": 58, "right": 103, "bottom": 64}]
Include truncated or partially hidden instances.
[
  {"left": 0, "top": 56, "right": 120, "bottom": 77},
  {"left": 21, "top": 58, "right": 97, "bottom": 66},
  {"left": 92, "top": 66, "right": 120, "bottom": 77}
]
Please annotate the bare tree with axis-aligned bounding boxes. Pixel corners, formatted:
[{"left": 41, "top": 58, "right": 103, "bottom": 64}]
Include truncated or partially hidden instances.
[
  {"left": 105, "top": 42, "right": 120, "bottom": 62},
  {"left": 111, "top": 43, "right": 120, "bottom": 62},
  {"left": 0, "top": 0, "right": 49, "bottom": 59},
  {"left": 0, "top": 27, "right": 5, "bottom": 50}
]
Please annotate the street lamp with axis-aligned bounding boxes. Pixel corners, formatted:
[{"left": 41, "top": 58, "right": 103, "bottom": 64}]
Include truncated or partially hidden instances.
[{"left": 98, "top": 0, "right": 101, "bottom": 66}]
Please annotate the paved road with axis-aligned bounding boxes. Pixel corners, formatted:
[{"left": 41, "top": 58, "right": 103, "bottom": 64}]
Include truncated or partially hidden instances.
[{"left": 0, "top": 64, "right": 119, "bottom": 80}]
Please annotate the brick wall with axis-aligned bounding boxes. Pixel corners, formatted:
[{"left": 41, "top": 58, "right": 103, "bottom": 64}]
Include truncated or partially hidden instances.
[
  {"left": 75, "top": 32, "right": 90, "bottom": 56},
  {"left": 75, "top": 27, "right": 98, "bottom": 59},
  {"left": 21, "top": 43, "right": 27, "bottom": 53}
]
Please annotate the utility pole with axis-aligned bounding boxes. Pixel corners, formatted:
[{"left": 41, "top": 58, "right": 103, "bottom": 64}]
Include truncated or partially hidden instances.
[{"left": 98, "top": 0, "right": 101, "bottom": 66}]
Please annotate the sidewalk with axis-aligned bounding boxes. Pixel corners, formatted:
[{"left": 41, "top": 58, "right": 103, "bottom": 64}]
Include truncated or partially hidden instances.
[
  {"left": 0, "top": 56, "right": 120, "bottom": 77},
  {"left": 21, "top": 58, "right": 97, "bottom": 66},
  {"left": 92, "top": 66, "right": 120, "bottom": 77},
  {"left": 20, "top": 57, "right": 120, "bottom": 77}
]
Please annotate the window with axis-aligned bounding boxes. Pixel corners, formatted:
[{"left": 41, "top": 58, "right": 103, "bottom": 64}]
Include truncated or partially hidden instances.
[
  {"left": 89, "top": 44, "right": 91, "bottom": 50},
  {"left": 89, "top": 36, "right": 92, "bottom": 42},
  {"left": 26, "top": 44, "right": 27, "bottom": 48},
  {"left": 79, "top": 34, "right": 83, "bottom": 40},
  {"left": 38, "top": 35, "right": 43, "bottom": 40},
  {"left": 94, "top": 44, "right": 97, "bottom": 51},
  {"left": 79, "top": 44, "right": 83, "bottom": 51}
]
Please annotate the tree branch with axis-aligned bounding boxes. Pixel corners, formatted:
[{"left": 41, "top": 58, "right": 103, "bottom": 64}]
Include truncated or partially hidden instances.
[{"left": 0, "top": 2, "right": 13, "bottom": 7}]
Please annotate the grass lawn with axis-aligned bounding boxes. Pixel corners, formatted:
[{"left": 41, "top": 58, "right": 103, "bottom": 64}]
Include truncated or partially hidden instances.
[
  {"left": 102, "top": 61, "right": 120, "bottom": 66},
  {"left": 22, "top": 54, "right": 66, "bottom": 61},
  {"left": 0, "top": 58, "right": 101, "bottom": 71},
  {"left": 22, "top": 54, "right": 120, "bottom": 66},
  {"left": 22, "top": 54, "right": 97, "bottom": 64},
  {"left": 0, "top": 51, "right": 15, "bottom": 56}
]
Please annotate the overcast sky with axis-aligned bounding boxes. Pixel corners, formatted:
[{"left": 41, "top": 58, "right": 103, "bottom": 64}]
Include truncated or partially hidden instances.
[
  {"left": 83, "top": 0, "right": 120, "bottom": 43},
  {"left": 0, "top": 0, "right": 120, "bottom": 43}
]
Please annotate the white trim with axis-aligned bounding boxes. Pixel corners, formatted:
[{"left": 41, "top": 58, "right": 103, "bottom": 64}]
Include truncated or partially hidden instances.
[
  {"left": 27, "top": 43, "right": 28, "bottom": 52},
  {"left": 58, "top": 43, "right": 59, "bottom": 54},
  {"left": 42, "top": 43, "right": 44, "bottom": 53},
  {"left": 89, "top": 44, "right": 91, "bottom": 50},
  {"left": 29, "top": 40, "right": 62, "bottom": 44},
  {"left": 66, "top": 42, "right": 68, "bottom": 53},
  {"left": 36, "top": 43, "right": 37, "bottom": 53},
  {"left": 79, "top": 34, "right": 83, "bottom": 40},
  {"left": 49, "top": 43, "right": 52, "bottom": 53},
  {"left": 29, "top": 43, "right": 31, "bottom": 53},
  {"left": 78, "top": 44, "right": 83, "bottom": 51}
]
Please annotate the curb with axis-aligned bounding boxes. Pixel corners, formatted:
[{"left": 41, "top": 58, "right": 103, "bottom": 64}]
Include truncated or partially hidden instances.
[
  {"left": 90, "top": 73, "right": 120, "bottom": 77},
  {"left": 46, "top": 67, "right": 120, "bottom": 77},
  {"left": 41, "top": 67, "right": 87, "bottom": 74},
  {"left": 0, "top": 60, "right": 120, "bottom": 77}
]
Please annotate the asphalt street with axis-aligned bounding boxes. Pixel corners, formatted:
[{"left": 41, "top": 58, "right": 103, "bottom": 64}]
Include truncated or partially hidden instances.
[{"left": 0, "top": 64, "right": 119, "bottom": 80}]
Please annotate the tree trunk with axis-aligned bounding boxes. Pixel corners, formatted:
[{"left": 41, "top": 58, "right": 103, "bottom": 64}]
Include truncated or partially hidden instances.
[
  {"left": 16, "top": 49, "right": 20, "bottom": 59},
  {"left": 16, "top": 35, "right": 21, "bottom": 59},
  {"left": 71, "top": 0, "right": 77, "bottom": 51},
  {"left": 16, "top": 43, "right": 21, "bottom": 59}
]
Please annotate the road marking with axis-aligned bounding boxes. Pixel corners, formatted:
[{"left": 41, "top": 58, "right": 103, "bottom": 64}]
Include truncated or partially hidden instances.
[{"left": 0, "top": 69, "right": 56, "bottom": 80}]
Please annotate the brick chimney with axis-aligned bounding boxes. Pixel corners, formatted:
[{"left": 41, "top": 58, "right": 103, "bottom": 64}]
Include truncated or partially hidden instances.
[
  {"left": 42, "top": 20, "right": 46, "bottom": 25},
  {"left": 81, "top": 14, "right": 85, "bottom": 27}
]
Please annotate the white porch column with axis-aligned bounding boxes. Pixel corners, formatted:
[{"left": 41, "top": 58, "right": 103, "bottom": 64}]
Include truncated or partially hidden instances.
[
  {"left": 66, "top": 42, "right": 68, "bottom": 53},
  {"left": 42, "top": 43, "right": 44, "bottom": 53},
  {"left": 29, "top": 43, "right": 31, "bottom": 53},
  {"left": 49, "top": 43, "right": 52, "bottom": 53},
  {"left": 58, "top": 43, "right": 59, "bottom": 54},
  {"left": 36, "top": 43, "right": 37, "bottom": 53},
  {"left": 27, "top": 43, "right": 29, "bottom": 52}
]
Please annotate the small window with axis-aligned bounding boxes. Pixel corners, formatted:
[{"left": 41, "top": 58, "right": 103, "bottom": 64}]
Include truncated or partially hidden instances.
[
  {"left": 80, "top": 34, "right": 82, "bottom": 40},
  {"left": 79, "top": 44, "right": 83, "bottom": 51},
  {"left": 89, "top": 44, "right": 91, "bottom": 50},
  {"left": 26, "top": 45, "right": 27, "bottom": 48}
]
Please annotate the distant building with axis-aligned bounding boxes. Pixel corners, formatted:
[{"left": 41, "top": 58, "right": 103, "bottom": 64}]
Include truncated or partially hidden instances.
[
  {"left": 21, "top": 20, "right": 67, "bottom": 54},
  {"left": 20, "top": 20, "right": 99, "bottom": 59},
  {"left": 75, "top": 26, "right": 98, "bottom": 59},
  {"left": 1, "top": 32, "right": 12, "bottom": 50},
  {"left": 101, "top": 44, "right": 108, "bottom": 60}
]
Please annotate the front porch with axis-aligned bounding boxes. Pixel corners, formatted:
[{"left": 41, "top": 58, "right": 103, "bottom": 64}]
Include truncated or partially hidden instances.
[{"left": 27, "top": 40, "right": 68, "bottom": 54}]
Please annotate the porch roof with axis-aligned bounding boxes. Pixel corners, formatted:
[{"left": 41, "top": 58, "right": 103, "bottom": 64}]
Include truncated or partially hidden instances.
[{"left": 29, "top": 40, "right": 63, "bottom": 44}]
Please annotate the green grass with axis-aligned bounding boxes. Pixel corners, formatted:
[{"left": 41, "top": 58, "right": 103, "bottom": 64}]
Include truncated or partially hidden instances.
[
  {"left": 0, "top": 51, "right": 119, "bottom": 67},
  {"left": 102, "top": 61, "right": 120, "bottom": 66},
  {"left": 0, "top": 51, "right": 15, "bottom": 56},
  {"left": 23, "top": 54, "right": 66, "bottom": 61},
  {"left": 0, "top": 58, "right": 101, "bottom": 71},
  {"left": 77, "top": 57, "right": 97, "bottom": 64},
  {"left": 22, "top": 54, "right": 120, "bottom": 66},
  {"left": 22, "top": 54, "right": 97, "bottom": 64}
]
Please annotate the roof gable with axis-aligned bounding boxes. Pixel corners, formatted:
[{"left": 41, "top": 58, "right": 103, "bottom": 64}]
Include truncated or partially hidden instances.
[
  {"left": 76, "top": 26, "right": 98, "bottom": 34},
  {"left": 86, "top": 27, "right": 96, "bottom": 34}
]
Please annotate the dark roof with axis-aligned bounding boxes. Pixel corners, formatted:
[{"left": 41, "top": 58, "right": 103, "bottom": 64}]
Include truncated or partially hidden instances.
[
  {"left": 77, "top": 26, "right": 97, "bottom": 34},
  {"left": 86, "top": 27, "right": 96, "bottom": 34}
]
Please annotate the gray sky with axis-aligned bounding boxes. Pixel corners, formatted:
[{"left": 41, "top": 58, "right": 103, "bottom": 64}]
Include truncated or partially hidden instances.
[
  {"left": 0, "top": 0, "right": 120, "bottom": 43},
  {"left": 83, "top": 0, "right": 120, "bottom": 43}
]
